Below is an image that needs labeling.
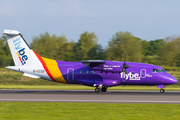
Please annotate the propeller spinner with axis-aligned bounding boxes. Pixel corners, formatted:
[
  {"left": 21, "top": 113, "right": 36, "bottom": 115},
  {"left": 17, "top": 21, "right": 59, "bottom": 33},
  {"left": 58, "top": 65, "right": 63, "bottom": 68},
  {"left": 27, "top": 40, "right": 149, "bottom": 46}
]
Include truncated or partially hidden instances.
[{"left": 122, "top": 62, "right": 129, "bottom": 74}]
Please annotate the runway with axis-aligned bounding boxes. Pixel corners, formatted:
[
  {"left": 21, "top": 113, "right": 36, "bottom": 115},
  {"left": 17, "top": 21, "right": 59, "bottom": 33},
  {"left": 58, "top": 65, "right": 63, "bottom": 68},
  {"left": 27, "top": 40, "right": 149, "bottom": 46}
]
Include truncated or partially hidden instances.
[{"left": 0, "top": 89, "right": 180, "bottom": 103}]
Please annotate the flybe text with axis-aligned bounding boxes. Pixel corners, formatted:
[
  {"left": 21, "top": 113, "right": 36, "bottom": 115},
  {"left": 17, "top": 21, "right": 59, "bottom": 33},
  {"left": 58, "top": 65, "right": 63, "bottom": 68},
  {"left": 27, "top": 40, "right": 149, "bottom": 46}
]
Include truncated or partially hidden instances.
[
  {"left": 13, "top": 38, "right": 28, "bottom": 65},
  {"left": 121, "top": 72, "right": 140, "bottom": 80}
]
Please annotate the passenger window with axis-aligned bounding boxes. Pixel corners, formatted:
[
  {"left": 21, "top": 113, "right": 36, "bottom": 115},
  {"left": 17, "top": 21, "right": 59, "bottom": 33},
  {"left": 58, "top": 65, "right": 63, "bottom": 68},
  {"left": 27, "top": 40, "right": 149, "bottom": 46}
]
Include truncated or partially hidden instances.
[
  {"left": 86, "top": 70, "right": 89, "bottom": 74},
  {"left": 80, "top": 70, "right": 82, "bottom": 74},
  {"left": 93, "top": 70, "right": 95, "bottom": 74},
  {"left": 159, "top": 69, "right": 166, "bottom": 73},
  {"left": 152, "top": 69, "right": 159, "bottom": 73}
]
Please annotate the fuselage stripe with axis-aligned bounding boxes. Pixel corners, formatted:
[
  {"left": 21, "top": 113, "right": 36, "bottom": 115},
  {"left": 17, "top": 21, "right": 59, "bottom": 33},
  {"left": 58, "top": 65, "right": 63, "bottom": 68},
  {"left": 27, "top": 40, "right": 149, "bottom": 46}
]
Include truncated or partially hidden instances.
[
  {"left": 33, "top": 51, "right": 56, "bottom": 82},
  {"left": 41, "top": 58, "right": 67, "bottom": 83}
]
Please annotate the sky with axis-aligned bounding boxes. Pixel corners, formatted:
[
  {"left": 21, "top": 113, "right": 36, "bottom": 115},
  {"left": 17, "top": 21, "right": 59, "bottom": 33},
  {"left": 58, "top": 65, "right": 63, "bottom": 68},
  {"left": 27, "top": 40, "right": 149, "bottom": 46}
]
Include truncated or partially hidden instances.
[{"left": 1, "top": 0, "right": 180, "bottom": 47}]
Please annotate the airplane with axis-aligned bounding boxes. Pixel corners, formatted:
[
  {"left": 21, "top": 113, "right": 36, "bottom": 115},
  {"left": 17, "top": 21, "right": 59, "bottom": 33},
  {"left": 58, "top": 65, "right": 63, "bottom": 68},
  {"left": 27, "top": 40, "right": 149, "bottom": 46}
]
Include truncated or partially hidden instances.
[{"left": 3, "top": 30, "right": 178, "bottom": 93}]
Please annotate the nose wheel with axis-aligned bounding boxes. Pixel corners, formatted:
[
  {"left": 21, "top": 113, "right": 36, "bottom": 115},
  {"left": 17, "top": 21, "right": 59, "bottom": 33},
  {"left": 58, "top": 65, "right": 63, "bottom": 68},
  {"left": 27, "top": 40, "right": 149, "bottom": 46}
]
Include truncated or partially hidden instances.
[{"left": 160, "top": 89, "right": 165, "bottom": 93}]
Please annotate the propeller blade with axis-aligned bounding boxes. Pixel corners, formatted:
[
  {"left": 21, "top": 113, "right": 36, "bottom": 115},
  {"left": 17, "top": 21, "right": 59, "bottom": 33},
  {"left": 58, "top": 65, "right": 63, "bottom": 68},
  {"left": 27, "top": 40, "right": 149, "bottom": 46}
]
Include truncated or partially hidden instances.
[{"left": 122, "top": 62, "right": 129, "bottom": 73}]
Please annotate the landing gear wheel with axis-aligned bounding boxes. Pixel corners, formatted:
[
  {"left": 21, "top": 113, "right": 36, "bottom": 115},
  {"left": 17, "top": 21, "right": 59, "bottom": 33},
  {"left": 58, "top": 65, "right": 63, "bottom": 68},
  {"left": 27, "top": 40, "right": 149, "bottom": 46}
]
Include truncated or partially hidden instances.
[
  {"left": 160, "top": 89, "right": 165, "bottom": 93},
  {"left": 95, "top": 88, "right": 100, "bottom": 93},
  {"left": 101, "top": 87, "right": 107, "bottom": 92}
]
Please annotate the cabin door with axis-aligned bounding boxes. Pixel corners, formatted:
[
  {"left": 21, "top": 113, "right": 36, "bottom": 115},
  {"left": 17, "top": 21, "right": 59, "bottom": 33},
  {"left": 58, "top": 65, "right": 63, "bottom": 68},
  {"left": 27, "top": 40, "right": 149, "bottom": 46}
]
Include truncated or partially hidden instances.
[
  {"left": 140, "top": 69, "right": 146, "bottom": 78},
  {"left": 67, "top": 68, "right": 74, "bottom": 81}
]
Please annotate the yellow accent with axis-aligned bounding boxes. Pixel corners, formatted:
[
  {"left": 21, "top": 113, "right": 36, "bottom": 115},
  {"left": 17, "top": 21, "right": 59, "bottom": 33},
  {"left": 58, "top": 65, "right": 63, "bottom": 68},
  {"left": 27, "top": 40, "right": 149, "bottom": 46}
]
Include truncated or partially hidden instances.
[
  {"left": 42, "top": 57, "right": 67, "bottom": 83},
  {"left": 113, "top": 82, "right": 117, "bottom": 84},
  {"left": 16, "top": 52, "right": 20, "bottom": 57}
]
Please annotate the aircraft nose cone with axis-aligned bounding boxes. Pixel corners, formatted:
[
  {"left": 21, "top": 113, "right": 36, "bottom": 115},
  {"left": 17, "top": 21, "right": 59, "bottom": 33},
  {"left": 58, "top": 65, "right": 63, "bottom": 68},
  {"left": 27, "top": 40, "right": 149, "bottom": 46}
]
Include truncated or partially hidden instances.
[
  {"left": 170, "top": 77, "right": 178, "bottom": 84},
  {"left": 167, "top": 76, "right": 178, "bottom": 84},
  {"left": 162, "top": 74, "right": 178, "bottom": 85}
]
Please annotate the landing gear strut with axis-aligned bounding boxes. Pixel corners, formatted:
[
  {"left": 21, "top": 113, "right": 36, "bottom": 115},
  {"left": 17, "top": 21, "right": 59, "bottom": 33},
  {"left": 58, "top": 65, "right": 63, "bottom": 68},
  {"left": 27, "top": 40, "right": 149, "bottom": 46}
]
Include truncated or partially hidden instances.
[
  {"left": 160, "top": 89, "right": 165, "bottom": 93},
  {"left": 158, "top": 85, "right": 165, "bottom": 93}
]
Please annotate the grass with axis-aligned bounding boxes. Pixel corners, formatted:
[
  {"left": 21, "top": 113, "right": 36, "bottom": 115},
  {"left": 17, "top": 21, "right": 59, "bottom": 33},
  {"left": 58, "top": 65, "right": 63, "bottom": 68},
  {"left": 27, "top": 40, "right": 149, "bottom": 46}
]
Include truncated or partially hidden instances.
[{"left": 0, "top": 102, "right": 180, "bottom": 120}]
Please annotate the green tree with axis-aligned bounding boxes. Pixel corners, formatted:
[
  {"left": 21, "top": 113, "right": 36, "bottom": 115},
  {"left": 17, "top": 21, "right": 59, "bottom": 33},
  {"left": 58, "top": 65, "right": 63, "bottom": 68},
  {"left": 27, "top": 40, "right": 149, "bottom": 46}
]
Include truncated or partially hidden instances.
[
  {"left": 31, "top": 32, "right": 75, "bottom": 61},
  {"left": 75, "top": 31, "right": 99, "bottom": 60},
  {"left": 148, "top": 39, "right": 165, "bottom": 55},
  {"left": 106, "top": 31, "right": 142, "bottom": 62},
  {"left": 176, "top": 53, "right": 180, "bottom": 67},
  {"left": 159, "top": 36, "right": 180, "bottom": 66},
  {"left": 142, "top": 39, "right": 165, "bottom": 56},
  {"left": 0, "top": 35, "right": 13, "bottom": 67},
  {"left": 142, "top": 55, "right": 159, "bottom": 65},
  {"left": 141, "top": 39, "right": 165, "bottom": 65},
  {"left": 61, "top": 41, "right": 76, "bottom": 61},
  {"left": 87, "top": 44, "right": 106, "bottom": 60},
  {"left": 141, "top": 40, "right": 150, "bottom": 56}
]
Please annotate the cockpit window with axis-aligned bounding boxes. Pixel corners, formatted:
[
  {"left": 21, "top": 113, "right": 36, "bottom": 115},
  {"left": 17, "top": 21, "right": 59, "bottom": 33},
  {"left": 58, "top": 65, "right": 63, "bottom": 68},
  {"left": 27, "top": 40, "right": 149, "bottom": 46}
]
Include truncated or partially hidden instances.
[
  {"left": 152, "top": 69, "right": 159, "bottom": 73},
  {"left": 159, "top": 69, "right": 167, "bottom": 73}
]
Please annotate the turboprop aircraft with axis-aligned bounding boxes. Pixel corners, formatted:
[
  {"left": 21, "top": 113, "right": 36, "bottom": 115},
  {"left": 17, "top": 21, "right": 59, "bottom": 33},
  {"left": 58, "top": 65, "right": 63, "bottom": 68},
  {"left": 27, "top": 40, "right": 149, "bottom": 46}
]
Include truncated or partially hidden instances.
[{"left": 3, "top": 30, "right": 178, "bottom": 93}]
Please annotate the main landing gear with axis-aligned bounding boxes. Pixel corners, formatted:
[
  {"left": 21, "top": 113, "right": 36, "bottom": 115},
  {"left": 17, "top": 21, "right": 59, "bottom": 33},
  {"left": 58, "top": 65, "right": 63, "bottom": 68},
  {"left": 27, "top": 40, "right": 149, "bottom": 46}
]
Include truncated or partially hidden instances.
[
  {"left": 95, "top": 87, "right": 100, "bottom": 93},
  {"left": 101, "top": 87, "right": 107, "bottom": 92},
  {"left": 95, "top": 86, "right": 107, "bottom": 93},
  {"left": 160, "top": 88, "right": 165, "bottom": 93}
]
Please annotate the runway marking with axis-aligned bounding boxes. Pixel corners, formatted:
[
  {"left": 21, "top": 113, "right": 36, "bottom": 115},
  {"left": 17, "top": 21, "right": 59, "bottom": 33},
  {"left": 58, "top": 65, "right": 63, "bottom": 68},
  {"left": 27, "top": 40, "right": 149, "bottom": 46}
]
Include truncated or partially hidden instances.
[{"left": 0, "top": 99, "right": 180, "bottom": 103}]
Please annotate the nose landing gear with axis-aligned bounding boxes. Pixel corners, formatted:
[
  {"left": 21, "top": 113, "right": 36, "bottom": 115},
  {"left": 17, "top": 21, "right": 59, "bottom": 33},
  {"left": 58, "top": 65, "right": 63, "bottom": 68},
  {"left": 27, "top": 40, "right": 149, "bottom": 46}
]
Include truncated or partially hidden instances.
[
  {"left": 158, "top": 85, "right": 165, "bottom": 93},
  {"left": 160, "top": 88, "right": 165, "bottom": 93}
]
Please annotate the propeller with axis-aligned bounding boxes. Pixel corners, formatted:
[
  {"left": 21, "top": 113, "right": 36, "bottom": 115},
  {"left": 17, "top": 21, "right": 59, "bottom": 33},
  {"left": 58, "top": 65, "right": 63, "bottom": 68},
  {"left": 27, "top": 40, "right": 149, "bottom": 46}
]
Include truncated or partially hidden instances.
[
  {"left": 122, "top": 61, "right": 129, "bottom": 74},
  {"left": 121, "top": 51, "right": 129, "bottom": 74}
]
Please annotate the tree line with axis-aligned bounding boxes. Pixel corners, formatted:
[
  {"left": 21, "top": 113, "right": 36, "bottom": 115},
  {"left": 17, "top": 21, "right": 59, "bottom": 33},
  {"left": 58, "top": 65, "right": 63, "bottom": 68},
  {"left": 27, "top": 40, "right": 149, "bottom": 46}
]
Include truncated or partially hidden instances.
[{"left": 0, "top": 31, "right": 180, "bottom": 67}]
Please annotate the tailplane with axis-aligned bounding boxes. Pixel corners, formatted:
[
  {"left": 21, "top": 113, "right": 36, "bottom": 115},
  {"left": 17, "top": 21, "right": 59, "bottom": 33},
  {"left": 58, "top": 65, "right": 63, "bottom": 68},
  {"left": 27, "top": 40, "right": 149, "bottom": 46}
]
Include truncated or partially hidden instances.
[{"left": 4, "top": 30, "right": 40, "bottom": 66}]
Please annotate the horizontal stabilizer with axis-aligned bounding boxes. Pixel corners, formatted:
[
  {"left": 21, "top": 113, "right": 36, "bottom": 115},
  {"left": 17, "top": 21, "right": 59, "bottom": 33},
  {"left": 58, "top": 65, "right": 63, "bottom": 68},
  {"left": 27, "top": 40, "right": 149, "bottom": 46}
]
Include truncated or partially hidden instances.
[
  {"left": 4, "top": 30, "right": 20, "bottom": 35},
  {"left": 23, "top": 73, "right": 40, "bottom": 78}
]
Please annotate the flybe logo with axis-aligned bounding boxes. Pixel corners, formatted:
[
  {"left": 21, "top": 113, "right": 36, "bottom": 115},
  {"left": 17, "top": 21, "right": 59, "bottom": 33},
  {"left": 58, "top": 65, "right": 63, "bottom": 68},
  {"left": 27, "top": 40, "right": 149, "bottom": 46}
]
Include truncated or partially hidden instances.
[
  {"left": 120, "top": 70, "right": 153, "bottom": 81},
  {"left": 121, "top": 72, "right": 140, "bottom": 80},
  {"left": 13, "top": 38, "right": 28, "bottom": 65}
]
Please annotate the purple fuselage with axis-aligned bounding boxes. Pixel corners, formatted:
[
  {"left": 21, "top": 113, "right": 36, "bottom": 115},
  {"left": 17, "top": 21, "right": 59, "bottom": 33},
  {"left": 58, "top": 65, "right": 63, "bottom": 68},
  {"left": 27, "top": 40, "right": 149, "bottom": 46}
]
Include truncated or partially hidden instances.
[{"left": 56, "top": 60, "right": 178, "bottom": 87}]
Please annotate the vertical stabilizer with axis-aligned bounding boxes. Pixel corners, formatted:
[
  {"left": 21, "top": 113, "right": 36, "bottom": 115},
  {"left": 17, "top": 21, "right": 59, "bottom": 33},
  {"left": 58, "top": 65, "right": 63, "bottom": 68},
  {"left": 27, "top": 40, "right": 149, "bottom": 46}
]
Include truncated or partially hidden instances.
[{"left": 4, "top": 30, "right": 40, "bottom": 66}]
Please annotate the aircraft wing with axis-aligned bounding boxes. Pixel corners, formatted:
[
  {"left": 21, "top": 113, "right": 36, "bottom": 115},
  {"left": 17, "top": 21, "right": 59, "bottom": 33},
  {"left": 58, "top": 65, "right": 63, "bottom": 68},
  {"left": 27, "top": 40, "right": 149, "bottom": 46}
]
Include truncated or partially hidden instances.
[
  {"left": 80, "top": 60, "right": 122, "bottom": 72},
  {"left": 79, "top": 60, "right": 105, "bottom": 67}
]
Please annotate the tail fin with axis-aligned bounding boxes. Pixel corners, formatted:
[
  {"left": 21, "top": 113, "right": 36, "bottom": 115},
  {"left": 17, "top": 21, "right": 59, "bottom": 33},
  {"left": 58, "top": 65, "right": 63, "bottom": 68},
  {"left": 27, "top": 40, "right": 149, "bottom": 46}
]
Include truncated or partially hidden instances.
[{"left": 4, "top": 30, "right": 40, "bottom": 66}]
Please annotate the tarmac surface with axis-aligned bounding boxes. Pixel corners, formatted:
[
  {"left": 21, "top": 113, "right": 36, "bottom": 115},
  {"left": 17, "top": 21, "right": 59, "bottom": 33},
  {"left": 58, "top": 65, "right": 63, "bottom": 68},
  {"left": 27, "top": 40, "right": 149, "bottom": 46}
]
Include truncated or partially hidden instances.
[{"left": 0, "top": 89, "right": 180, "bottom": 103}]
